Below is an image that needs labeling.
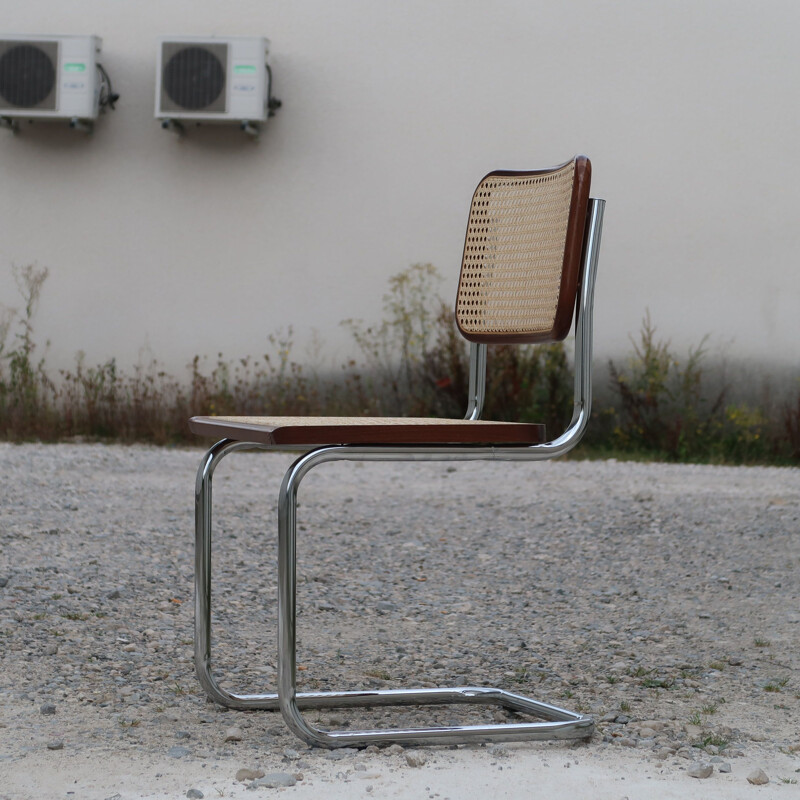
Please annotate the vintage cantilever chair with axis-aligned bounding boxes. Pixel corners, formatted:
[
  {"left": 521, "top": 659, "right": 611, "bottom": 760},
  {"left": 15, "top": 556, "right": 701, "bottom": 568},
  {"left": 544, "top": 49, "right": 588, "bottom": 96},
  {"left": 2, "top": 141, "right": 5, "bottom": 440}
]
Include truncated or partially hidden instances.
[{"left": 190, "top": 156, "right": 605, "bottom": 748}]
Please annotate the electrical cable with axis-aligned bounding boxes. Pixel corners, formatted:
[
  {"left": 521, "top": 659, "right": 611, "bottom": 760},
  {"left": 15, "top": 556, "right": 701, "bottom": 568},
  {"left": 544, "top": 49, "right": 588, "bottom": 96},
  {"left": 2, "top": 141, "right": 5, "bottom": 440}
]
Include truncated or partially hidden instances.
[
  {"left": 96, "top": 62, "right": 119, "bottom": 110},
  {"left": 266, "top": 63, "right": 281, "bottom": 116}
]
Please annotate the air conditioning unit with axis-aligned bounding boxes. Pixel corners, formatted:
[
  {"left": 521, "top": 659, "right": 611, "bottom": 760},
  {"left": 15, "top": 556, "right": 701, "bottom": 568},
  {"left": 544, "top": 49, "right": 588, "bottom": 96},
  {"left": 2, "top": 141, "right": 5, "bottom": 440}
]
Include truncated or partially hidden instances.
[
  {"left": 0, "top": 35, "right": 104, "bottom": 125},
  {"left": 156, "top": 36, "right": 279, "bottom": 133}
]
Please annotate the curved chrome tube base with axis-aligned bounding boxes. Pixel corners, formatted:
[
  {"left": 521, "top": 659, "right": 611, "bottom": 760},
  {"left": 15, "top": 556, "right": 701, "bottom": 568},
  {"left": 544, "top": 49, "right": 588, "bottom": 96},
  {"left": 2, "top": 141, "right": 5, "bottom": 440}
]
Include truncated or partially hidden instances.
[
  {"left": 279, "top": 686, "right": 594, "bottom": 748},
  {"left": 195, "top": 438, "right": 595, "bottom": 747}
]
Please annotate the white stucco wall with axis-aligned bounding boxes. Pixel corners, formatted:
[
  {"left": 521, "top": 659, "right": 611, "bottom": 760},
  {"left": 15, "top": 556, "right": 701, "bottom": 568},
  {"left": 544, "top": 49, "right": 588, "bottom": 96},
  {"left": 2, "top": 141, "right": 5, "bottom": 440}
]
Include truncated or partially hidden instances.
[{"left": 0, "top": 0, "right": 798, "bottom": 378}]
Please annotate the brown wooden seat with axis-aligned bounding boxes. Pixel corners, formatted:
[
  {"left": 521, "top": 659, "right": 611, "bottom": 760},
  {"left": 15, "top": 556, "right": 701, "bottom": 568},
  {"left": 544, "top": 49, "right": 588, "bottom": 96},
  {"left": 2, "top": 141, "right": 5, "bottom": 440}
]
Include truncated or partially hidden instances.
[
  {"left": 189, "top": 415, "right": 546, "bottom": 446},
  {"left": 190, "top": 156, "right": 605, "bottom": 749}
]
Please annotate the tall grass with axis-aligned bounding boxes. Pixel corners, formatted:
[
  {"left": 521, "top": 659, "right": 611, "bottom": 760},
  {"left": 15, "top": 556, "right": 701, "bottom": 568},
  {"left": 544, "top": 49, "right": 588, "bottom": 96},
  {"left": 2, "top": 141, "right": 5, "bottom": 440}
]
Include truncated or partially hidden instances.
[
  {"left": 590, "top": 312, "right": 795, "bottom": 463},
  {"left": 1, "top": 263, "right": 798, "bottom": 464}
]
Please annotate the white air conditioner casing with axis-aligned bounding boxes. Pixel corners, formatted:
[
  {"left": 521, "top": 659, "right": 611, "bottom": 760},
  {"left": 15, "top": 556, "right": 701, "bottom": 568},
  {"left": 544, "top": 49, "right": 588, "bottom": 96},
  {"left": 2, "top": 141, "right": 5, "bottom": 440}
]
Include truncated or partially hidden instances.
[
  {"left": 155, "top": 36, "right": 270, "bottom": 122},
  {"left": 0, "top": 34, "right": 101, "bottom": 120}
]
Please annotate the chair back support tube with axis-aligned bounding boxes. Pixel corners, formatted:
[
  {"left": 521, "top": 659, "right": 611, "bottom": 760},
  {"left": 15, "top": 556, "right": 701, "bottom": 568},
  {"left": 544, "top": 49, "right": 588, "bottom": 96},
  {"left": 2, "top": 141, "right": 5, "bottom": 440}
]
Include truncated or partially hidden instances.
[{"left": 464, "top": 342, "right": 487, "bottom": 421}]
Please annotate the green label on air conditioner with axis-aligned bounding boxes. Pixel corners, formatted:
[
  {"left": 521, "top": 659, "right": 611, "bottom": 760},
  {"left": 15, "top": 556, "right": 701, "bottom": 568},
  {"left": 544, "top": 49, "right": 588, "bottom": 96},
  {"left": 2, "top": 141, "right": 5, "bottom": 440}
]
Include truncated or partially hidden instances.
[
  {"left": 233, "top": 64, "right": 257, "bottom": 74},
  {"left": 64, "top": 63, "right": 87, "bottom": 72}
]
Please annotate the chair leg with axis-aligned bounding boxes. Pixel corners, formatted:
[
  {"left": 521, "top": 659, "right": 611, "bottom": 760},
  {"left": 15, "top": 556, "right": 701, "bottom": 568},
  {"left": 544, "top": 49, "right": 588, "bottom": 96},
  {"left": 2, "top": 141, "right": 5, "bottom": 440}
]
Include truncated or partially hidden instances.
[
  {"left": 274, "top": 446, "right": 595, "bottom": 747},
  {"left": 194, "top": 441, "right": 594, "bottom": 746},
  {"left": 194, "top": 440, "right": 452, "bottom": 713},
  {"left": 194, "top": 439, "right": 282, "bottom": 710}
]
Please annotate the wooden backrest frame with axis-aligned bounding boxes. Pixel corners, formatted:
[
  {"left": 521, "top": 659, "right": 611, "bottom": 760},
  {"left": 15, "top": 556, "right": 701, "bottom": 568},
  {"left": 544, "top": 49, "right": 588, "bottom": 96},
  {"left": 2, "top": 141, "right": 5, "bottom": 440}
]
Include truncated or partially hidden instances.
[{"left": 455, "top": 156, "right": 592, "bottom": 344}]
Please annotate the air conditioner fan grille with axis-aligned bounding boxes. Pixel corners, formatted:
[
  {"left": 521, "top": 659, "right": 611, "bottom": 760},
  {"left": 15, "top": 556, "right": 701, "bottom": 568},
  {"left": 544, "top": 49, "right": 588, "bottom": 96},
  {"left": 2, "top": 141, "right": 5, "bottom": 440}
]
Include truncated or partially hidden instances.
[
  {"left": 163, "top": 45, "right": 226, "bottom": 111},
  {"left": 0, "top": 42, "right": 57, "bottom": 109}
]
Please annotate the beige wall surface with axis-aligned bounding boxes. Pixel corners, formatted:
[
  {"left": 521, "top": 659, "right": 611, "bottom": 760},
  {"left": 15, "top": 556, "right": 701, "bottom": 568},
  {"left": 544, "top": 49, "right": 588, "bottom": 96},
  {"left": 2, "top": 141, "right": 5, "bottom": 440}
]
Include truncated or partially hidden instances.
[{"left": 0, "top": 0, "right": 798, "bottom": 378}]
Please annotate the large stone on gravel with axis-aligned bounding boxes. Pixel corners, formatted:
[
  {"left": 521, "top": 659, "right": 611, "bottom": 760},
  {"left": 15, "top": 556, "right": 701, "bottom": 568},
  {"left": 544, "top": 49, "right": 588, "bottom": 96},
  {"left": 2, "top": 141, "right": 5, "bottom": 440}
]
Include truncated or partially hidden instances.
[
  {"left": 747, "top": 769, "right": 769, "bottom": 785},
  {"left": 687, "top": 762, "right": 713, "bottom": 779}
]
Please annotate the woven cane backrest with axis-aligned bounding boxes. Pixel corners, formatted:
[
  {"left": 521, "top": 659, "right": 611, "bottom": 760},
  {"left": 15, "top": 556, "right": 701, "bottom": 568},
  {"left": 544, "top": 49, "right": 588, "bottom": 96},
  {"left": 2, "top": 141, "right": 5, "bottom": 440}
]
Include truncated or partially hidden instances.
[{"left": 455, "top": 156, "right": 591, "bottom": 344}]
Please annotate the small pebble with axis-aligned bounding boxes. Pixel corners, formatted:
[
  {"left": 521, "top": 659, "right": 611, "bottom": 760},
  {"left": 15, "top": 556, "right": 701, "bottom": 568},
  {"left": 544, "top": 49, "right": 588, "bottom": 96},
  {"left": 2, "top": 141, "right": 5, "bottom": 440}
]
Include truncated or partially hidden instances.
[
  {"left": 250, "top": 773, "right": 296, "bottom": 789},
  {"left": 224, "top": 727, "right": 243, "bottom": 742},
  {"left": 40, "top": 704, "right": 56, "bottom": 715},
  {"left": 325, "top": 747, "right": 359, "bottom": 760},
  {"left": 405, "top": 752, "right": 427, "bottom": 767},
  {"left": 236, "top": 768, "right": 265, "bottom": 782},
  {"left": 44, "top": 643, "right": 58, "bottom": 656},
  {"left": 46, "top": 740, "right": 64, "bottom": 751},
  {"left": 718, "top": 762, "right": 731, "bottom": 773},
  {"left": 186, "top": 791, "right": 204, "bottom": 799}
]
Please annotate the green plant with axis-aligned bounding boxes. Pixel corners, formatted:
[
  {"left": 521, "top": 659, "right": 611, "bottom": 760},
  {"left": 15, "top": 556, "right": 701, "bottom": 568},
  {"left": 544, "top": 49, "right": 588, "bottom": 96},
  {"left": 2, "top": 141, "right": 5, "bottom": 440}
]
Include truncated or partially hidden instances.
[
  {"left": 482, "top": 341, "right": 572, "bottom": 435},
  {"left": 619, "top": 701, "right": 631, "bottom": 713},
  {"left": 0, "top": 264, "right": 56, "bottom": 436},
  {"left": 700, "top": 734, "right": 728, "bottom": 749},
  {"left": 701, "top": 702, "right": 718, "bottom": 715},
  {"left": 688, "top": 711, "right": 702, "bottom": 726},
  {"left": 763, "top": 677, "right": 789, "bottom": 693},
  {"left": 628, "top": 666, "right": 652, "bottom": 678},
  {"left": 509, "top": 666, "right": 530, "bottom": 684},
  {"left": 784, "top": 383, "right": 800, "bottom": 459},
  {"left": 754, "top": 637, "right": 771, "bottom": 648},
  {"left": 606, "top": 312, "right": 726, "bottom": 460},
  {"left": 642, "top": 676, "right": 674, "bottom": 689},
  {"left": 342, "top": 263, "right": 447, "bottom": 415}
]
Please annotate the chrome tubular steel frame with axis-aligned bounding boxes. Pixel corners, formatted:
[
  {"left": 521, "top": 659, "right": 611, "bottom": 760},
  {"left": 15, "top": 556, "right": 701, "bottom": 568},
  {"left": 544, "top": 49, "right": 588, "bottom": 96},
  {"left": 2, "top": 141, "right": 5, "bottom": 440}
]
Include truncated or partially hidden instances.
[{"left": 194, "top": 199, "right": 605, "bottom": 747}]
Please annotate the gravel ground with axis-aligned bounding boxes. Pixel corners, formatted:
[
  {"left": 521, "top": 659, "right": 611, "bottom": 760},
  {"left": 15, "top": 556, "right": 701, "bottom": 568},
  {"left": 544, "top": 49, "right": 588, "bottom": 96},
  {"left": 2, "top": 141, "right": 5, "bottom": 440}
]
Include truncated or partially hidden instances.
[{"left": 0, "top": 442, "right": 798, "bottom": 798}]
